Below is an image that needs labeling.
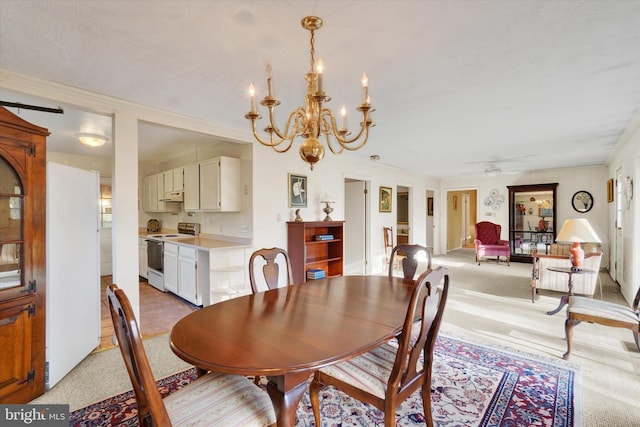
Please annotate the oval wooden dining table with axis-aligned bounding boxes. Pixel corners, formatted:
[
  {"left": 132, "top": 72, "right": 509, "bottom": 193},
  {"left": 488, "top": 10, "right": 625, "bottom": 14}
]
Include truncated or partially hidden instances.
[{"left": 170, "top": 275, "right": 414, "bottom": 427}]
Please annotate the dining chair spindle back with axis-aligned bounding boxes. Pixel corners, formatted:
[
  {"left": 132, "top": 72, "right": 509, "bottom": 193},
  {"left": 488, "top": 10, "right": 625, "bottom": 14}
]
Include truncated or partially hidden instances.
[
  {"left": 249, "top": 247, "right": 295, "bottom": 293},
  {"left": 106, "top": 284, "right": 276, "bottom": 426},
  {"left": 389, "top": 244, "right": 432, "bottom": 280},
  {"left": 309, "top": 267, "right": 449, "bottom": 427}
]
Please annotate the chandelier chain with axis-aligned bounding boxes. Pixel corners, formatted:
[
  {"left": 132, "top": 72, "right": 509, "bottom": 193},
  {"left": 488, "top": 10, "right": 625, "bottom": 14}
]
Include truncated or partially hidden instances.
[{"left": 309, "top": 29, "right": 316, "bottom": 71}]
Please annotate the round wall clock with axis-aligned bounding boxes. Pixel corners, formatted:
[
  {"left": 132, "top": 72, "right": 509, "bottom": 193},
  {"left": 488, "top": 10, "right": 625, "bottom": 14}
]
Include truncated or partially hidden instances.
[{"left": 571, "top": 190, "right": 593, "bottom": 213}]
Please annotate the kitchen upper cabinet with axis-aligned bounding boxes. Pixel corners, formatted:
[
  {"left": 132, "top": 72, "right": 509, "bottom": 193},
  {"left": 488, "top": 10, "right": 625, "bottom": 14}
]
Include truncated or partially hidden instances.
[
  {"left": 142, "top": 172, "right": 179, "bottom": 213},
  {"left": 184, "top": 157, "right": 241, "bottom": 212},
  {"left": 183, "top": 164, "right": 200, "bottom": 211},
  {"left": 145, "top": 174, "right": 159, "bottom": 212},
  {"left": 0, "top": 107, "right": 47, "bottom": 403},
  {"left": 163, "top": 167, "right": 183, "bottom": 194},
  {"left": 199, "top": 157, "right": 241, "bottom": 212}
]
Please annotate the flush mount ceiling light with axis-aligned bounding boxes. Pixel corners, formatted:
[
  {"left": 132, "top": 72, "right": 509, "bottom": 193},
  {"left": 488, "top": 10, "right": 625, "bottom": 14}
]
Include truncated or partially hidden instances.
[
  {"left": 77, "top": 133, "right": 109, "bottom": 147},
  {"left": 485, "top": 164, "right": 501, "bottom": 177},
  {"left": 245, "top": 16, "right": 375, "bottom": 170}
]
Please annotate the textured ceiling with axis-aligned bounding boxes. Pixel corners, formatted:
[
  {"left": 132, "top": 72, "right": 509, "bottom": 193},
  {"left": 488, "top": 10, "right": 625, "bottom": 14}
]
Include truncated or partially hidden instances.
[{"left": 1, "top": 0, "right": 639, "bottom": 176}]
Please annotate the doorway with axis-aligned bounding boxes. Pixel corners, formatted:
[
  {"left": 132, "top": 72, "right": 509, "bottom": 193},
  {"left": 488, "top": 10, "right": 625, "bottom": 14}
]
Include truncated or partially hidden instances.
[
  {"left": 397, "top": 186, "right": 410, "bottom": 245},
  {"left": 446, "top": 189, "right": 477, "bottom": 251},
  {"left": 344, "top": 178, "right": 370, "bottom": 275}
]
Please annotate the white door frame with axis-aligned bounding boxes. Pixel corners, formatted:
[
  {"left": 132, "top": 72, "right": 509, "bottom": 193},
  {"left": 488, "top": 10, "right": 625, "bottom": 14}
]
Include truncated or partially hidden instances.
[{"left": 343, "top": 176, "right": 371, "bottom": 275}]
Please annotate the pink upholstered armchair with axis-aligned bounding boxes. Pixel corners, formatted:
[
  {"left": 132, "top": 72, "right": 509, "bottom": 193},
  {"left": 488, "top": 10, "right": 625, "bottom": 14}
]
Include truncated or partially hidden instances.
[{"left": 474, "top": 221, "right": 510, "bottom": 265}]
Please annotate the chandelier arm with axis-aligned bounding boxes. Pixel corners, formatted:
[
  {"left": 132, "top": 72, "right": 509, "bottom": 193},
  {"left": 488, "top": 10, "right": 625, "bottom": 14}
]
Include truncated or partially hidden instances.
[
  {"left": 267, "top": 107, "right": 307, "bottom": 141},
  {"left": 249, "top": 119, "right": 295, "bottom": 152},
  {"left": 334, "top": 126, "right": 370, "bottom": 151},
  {"left": 321, "top": 108, "right": 371, "bottom": 147}
]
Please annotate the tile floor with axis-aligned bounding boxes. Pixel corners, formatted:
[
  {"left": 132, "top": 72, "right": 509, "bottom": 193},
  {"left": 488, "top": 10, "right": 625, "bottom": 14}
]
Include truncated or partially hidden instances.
[{"left": 98, "top": 276, "right": 198, "bottom": 352}]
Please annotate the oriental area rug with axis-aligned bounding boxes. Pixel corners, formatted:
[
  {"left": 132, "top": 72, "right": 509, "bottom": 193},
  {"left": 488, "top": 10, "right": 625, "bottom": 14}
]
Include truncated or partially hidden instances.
[{"left": 70, "top": 335, "right": 581, "bottom": 426}]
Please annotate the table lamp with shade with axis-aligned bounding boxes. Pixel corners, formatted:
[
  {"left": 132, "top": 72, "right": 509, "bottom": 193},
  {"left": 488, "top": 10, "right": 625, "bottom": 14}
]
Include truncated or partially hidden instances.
[
  {"left": 555, "top": 218, "right": 601, "bottom": 271},
  {"left": 320, "top": 191, "right": 336, "bottom": 221}
]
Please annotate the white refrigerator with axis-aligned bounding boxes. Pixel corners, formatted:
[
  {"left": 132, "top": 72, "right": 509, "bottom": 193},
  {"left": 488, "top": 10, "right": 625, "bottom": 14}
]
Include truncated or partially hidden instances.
[{"left": 46, "top": 162, "right": 101, "bottom": 389}]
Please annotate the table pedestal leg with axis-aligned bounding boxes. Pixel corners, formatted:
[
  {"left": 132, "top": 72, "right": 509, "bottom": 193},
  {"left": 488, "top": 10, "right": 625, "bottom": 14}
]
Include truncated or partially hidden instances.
[
  {"left": 266, "top": 372, "right": 310, "bottom": 427},
  {"left": 547, "top": 272, "right": 573, "bottom": 316}
]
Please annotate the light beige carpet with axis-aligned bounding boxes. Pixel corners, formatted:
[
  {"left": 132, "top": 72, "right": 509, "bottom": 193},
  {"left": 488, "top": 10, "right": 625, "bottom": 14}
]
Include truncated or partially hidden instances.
[{"left": 33, "top": 249, "right": 640, "bottom": 426}]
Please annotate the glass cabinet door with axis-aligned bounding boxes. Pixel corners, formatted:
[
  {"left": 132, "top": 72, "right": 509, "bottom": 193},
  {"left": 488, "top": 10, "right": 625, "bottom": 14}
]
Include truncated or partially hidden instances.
[
  {"left": 507, "top": 183, "right": 558, "bottom": 262},
  {"left": 0, "top": 157, "right": 23, "bottom": 290}
]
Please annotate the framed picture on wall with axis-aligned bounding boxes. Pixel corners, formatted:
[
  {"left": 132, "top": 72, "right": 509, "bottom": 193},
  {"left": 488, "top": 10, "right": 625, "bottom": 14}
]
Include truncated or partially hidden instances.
[
  {"left": 379, "top": 186, "right": 392, "bottom": 212},
  {"left": 288, "top": 174, "right": 307, "bottom": 207},
  {"left": 607, "top": 178, "right": 614, "bottom": 203},
  {"left": 427, "top": 197, "right": 434, "bottom": 216}
]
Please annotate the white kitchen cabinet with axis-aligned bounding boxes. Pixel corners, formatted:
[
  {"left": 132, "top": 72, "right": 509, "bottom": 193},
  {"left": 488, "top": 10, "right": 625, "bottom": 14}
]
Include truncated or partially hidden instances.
[
  {"left": 156, "top": 173, "right": 167, "bottom": 212},
  {"left": 163, "top": 243, "right": 179, "bottom": 294},
  {"left": 178, "top": 246, "right": 206, "bottom": 306},
  {"left": 199, "top": 156, "right": 241, "bottom": 212},
  {"left": 145, "top": 174, "right": 159, "bottom": 212},
  {"left": 163, "top": 167, "right": 184, "bottom": 194},
  {"left": 142, "top": 172, "right": 180, "bottom": 213},
  {"left": 183, "top": 164, "right": 200, "bottom": 211},
  {"left": 208, "top": 246, "right": 250, "bottom": 305},
  {"left": 163, "top": 242, "right": 208, "bottom": 306},
  {"left": 138, "top": 237, "right": 148, "bottom": 279}
]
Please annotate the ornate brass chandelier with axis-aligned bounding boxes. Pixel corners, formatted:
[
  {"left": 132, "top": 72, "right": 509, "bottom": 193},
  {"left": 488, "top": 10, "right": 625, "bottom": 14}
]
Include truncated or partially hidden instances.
[{"left": 245, "top": 16, "right": 375, "bottom": 170}]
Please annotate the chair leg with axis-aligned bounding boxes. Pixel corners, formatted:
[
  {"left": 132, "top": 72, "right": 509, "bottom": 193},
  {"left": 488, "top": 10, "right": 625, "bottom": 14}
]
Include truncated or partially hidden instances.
[
  {"left": 309, "top": 374, "right": 324, "bottom": 427},
  {"left": 421, "top": 382, "right": 434, "bottom": 427},
  {"left": 563, "top": 318, "right": 581, "bottom": 360}
]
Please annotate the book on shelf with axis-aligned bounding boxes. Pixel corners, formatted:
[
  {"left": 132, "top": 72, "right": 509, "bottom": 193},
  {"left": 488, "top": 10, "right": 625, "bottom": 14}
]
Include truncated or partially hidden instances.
[
  {"left": 314, "top": 234, "right": 334, "bottom": 241},
  {"left": 306, "top": 269, "right": 326, "bottom": 279}
]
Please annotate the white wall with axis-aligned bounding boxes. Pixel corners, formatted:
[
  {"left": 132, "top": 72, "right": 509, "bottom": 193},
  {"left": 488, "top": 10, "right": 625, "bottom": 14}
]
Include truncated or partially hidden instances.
[
  {"left": 442, "top": 165, "right": 610, "bottom": 267},
  {"left": 608, "top": 118, "right": 639, "bottom": 304},
  {"left": 252, "top": 147, "right": 441, "bottom": 274}
]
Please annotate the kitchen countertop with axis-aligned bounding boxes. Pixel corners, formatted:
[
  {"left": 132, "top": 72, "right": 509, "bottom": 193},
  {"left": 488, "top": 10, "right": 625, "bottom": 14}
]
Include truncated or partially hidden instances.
[{"left": 139, "top": 229, "right": 251, "bottom": 251}]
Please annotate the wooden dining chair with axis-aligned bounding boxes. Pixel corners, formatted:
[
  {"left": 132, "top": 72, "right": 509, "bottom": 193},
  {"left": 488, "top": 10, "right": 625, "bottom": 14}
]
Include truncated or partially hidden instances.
[
  {"left": 563, "top": 285, "right": 640, "bottom": 360},
  {"left": 310, "top": 267, "right": 449, "bottom": 427},
  {"left": 106, "top": 284, "right": 276, "bottom": 426},
  {"left": 249, "top": 247, "right": 295, "bottom": 293},
  {"left": 389, "top": 244, "right": 432, "bottom": 280},
  {"left": 383, "top": 226, "right": 404, "bottom": 271}
]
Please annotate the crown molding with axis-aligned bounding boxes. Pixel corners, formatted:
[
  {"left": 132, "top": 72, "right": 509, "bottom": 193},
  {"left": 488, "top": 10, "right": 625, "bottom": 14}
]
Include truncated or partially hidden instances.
[{"left": 0, "top": 69, "right": 253, "bottom": 144}]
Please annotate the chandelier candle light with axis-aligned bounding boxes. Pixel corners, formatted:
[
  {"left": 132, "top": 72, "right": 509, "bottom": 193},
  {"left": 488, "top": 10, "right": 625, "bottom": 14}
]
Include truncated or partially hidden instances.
[{"left": 245, "top": 16, "right": 375, "bottom": 170}]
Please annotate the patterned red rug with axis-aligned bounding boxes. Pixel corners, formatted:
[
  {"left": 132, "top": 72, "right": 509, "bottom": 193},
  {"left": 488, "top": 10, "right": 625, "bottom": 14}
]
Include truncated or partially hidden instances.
[{"left": 70, "top": 335, "right": 580, "bottom": 426}]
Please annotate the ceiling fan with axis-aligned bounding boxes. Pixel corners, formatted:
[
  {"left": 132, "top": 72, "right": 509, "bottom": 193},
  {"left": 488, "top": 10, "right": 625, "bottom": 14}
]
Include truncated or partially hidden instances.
[{"left": 464, "top": 154, "right": 534, "bottom": 176}]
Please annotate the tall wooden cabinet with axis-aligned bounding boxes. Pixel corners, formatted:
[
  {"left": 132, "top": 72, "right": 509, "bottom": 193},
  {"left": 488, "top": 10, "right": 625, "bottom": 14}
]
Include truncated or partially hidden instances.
[
  {"left": 287, "top": 221, "right": 344, "bottom": 284},
  {"left": 0, "top": 107, "right": 47, "bottom": 403},
  {"left": 507, "top": 183, "right": 558, "bottom": 263}
]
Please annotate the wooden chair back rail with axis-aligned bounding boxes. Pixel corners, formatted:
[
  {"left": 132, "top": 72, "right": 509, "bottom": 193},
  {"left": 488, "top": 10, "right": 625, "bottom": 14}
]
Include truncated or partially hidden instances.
[
  {"left": 389, "top": 244, "right": 431, "bottom": 280},
  {"left": 107, "top": 284, "right": 172, "bottom": 426},
  {"left": 394, "top": 268, "right": 447, "bottom": 389},
  {"left": 249, "top": 247, "right": 294, "bottom": 293}
]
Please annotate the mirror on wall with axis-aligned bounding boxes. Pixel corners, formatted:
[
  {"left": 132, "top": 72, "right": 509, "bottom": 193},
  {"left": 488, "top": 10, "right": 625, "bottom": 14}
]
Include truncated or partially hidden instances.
[{"left": 507, "top": 183, "right": 558, "bottom": 263}]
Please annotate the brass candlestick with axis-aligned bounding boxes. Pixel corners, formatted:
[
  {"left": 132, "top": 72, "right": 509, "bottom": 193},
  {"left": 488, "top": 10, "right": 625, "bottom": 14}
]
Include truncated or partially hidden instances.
[{"left": 322, "top": 201, "right": 334, "bottom": 221}]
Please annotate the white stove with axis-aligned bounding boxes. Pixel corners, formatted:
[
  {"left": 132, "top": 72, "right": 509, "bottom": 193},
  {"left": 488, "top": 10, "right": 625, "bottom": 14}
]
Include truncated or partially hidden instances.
[
  {"left": 145, "top": 222, "right": 200, "bottom": 291},
  {"left": 146, "top": 222, "right": 200, "bottom": 241}
]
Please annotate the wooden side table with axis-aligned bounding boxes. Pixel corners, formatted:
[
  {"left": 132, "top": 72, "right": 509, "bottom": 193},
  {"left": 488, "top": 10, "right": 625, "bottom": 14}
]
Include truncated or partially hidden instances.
[{"left": 545, "top": 266, "right": 596, "bottom": 315}]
